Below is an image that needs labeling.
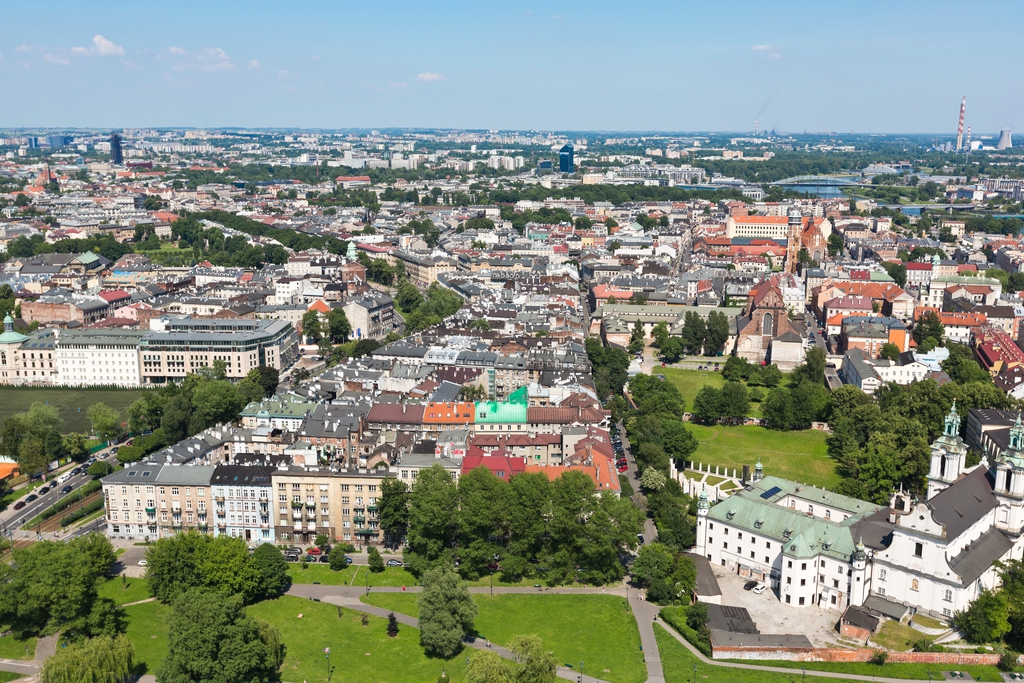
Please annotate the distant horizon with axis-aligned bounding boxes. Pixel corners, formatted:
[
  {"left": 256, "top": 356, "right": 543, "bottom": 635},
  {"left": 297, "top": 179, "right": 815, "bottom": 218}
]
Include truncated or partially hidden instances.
[{"left": 2, "top": 1, "right": 1021, "bottom": 133}]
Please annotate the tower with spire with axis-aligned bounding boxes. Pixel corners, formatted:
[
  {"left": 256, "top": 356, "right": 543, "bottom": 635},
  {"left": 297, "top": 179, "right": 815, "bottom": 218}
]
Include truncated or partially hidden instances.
[
  {"left": 926, "top": 401, "right": 968, "bottom": 499},
  {"left": 752, "top": 459, "right": 764, "bottom": 482},
  {"left": 991, "top": 413, "right": 1024, "bottom": 532},
  {"left": 695, "top": 488, "right": 711, "bottom": 557}
]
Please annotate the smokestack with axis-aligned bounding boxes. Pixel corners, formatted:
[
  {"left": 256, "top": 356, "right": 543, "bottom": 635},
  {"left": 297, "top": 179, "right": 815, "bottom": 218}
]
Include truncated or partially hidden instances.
[{"left": 956, "top": 97, "right": 966, "bottom": 151}]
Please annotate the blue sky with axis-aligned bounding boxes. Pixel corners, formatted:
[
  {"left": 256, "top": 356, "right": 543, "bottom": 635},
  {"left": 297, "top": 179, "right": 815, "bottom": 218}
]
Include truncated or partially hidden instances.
[{"left": 1, "top": 0, "right": 1021, "bottom": 134}]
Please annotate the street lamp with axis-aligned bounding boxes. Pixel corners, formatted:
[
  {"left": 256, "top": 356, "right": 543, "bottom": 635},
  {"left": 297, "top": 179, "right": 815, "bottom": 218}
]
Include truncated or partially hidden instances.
[
  {"left": 324, "top": 647, "right": 330, "bottom": 682},
  {"left": 692, "top": 663, "right": 697, "bottom": 683},
  {"left": 579, "top": 660, "right": 584, "bottom": 683},
  {"left": 365, "top": 566, "right": 369, "bottom": 596}
]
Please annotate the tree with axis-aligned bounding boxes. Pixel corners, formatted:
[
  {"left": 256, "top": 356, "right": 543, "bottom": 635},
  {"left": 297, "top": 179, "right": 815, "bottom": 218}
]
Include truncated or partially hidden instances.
[
  {"left": 631, "top": 543, "right": 696, "bottom": 605},
  {"left": 953, "top": 589, "right": 1011, "bottom": 644},
  {"left": 680, "top": 312, "right": 706, "bottom": 355},
  {"left": 252, "top": 544, "right": 291, "bottom": 599},
  {"left": 88, "top": 403, "right": 123, "bottom": 442},
  {"left": 157, "top": 588, "right": 278, "bottom": 683},
  {"left": 40, "top": 634, "right": 134, "bottom": 683},
  {"left": 691, "top": 386, "right": 723, "bottom": 425},
  {"left": 327, "top": 307, "right": 352, "bottom": 343},
  {"left": 827, "top": 232, "right": 844, "bottom": 257},
  {"left": 87, "top": 461, "right": 114, "bottom": 477},
  {"left": 188, "top": 380, "right": 245, "bottom": 434},
  {"left": 145, "top": 532, "right": 264, "bottom": 604},
  {"left": 792, "top": 347, "right": 826, "bottom": 386},
  {"left": 0, "top": 402, "right": 66, "bottom": 478},
  {"left": 470, "top": 319, "right": 490, "bottom": 332},
  {"left": 416, "top": 567, "right": 478, "bottom": 658},
  {"left": 914, "top": 310, "right": 945, "bottom": 348},
  {"left": 659, "top": 336, "right": 685, "bottom": 362},
  {"left": 639, "top": 467, "right": 667, "bottom": 491},
  {"left": 508, "top": 634, "right": 558, "bottom": 683},
  {"left": 301, "top": 309, "right": 324, "bottom": 342},
  {"left": 387, "top": 612, "right": 399, "bottom": 638},
  {"left": 246, "top": 366, "right": 279, "bottom": 398},
  {"left": 396, "top": 281, "right": 424, "bottom": 312},
  {"left": 329, "top": 548, "right": 350, "bottom": 573},
  {"left": 404, "top": 465, "right": 459, "bottom": 575},
  {"left": 760, "top": 363, "right": 783, "bottom": 388},
  {"left": 368, "top": 546, "right": 385, "bottom": 573},
  {"left": 762, "top": 387, "right": 795, "bottom": 430},
  {"left": 63, "top": 432, "right": 90, "bottom": 462},
  {"left": 651, "top": 321, "right": 670, "bottom": 348},
  {"left": 879, "top": 342, "right": 901, "bottom": 361},
  {"left": 378, "top": 478, "right": 409, "bottom": 548},
  {"left": 704, "top": 311, "right": 730, "bottom": 356},
  {"left": 719, "top": 382, "right": 750, "bottom": 421},
  {"left": 161, "top": 394, "right": 192, "bottom": 444},
  {"left": 0, "top": 535, "right": 117, "bottom": 639},
  {"left": 466, "top": 651, "right": 513, "bottom": 683}
]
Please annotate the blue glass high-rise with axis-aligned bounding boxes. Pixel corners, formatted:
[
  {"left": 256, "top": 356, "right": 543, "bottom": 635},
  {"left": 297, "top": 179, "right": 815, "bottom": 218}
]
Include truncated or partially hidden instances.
[{"left": 559, "top": 143, "right": 574, "bottom": 173}]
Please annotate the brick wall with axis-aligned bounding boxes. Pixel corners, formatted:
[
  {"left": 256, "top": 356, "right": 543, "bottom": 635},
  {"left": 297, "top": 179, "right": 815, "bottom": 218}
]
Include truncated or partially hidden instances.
[{"left": 713, "top": 646, "right": 1016, "bottom": 665}]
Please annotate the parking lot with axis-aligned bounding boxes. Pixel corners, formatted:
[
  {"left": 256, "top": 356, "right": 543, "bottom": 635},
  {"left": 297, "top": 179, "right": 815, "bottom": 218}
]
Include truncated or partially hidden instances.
[
  {"left": 117, "top": 546, "right": 148, "bottom": 578},
  {"left": 711, "top": 563, "right": 844, "bottom": 647}
]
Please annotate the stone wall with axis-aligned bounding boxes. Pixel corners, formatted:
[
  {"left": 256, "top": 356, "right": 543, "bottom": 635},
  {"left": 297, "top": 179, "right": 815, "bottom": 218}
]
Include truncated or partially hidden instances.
[{"left": 713, "top": 646, "right": 1015, "bottom": 666}]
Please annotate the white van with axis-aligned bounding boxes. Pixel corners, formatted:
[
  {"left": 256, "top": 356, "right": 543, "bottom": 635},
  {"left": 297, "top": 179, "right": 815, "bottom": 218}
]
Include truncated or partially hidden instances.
[{"left": 56, "top": 472, "right": 72, "bottom": 484}]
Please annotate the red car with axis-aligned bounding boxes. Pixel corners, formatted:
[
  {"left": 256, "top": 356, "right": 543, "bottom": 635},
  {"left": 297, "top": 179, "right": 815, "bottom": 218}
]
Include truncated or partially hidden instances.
[
  {"left": 306, "top": 547, "right": 322, "bottom": 555},
  {"left": 617, "top": 465, "right": 629, "bottom": 473}
]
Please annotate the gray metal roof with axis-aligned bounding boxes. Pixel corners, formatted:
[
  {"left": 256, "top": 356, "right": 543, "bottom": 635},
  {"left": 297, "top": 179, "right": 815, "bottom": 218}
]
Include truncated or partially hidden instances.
[{"left": 947, "top": 527, "right": 1014, "bottom": 587}]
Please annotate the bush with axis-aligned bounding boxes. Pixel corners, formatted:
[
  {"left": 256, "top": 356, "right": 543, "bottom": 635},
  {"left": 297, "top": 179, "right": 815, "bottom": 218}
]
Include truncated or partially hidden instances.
[
  {"left": 116, "top": 430, "right": 167, "bottom": 464},
  {"left": 328, "top": 547, "right": 349, "bottom": 572},
  {"left": 869, "top": 649, "right": 889, "bottom": 665},
  {"left": 39, "top": 479, "right": 102, "bottom": 521},
  {"left": 660, "top": 606, "right": 712, "bottom": 657},
  {"left": 912, "top": 638, "right": 946, "bottom": 653},
  {"left": 368, "top": 546, "right": 385, "bottom": 573},
  {"left": 999, "top": 651, "right": 1020, "bottom": 671},
  {"left": 60, "top": 497, "right": 104, "bottom": 527}
]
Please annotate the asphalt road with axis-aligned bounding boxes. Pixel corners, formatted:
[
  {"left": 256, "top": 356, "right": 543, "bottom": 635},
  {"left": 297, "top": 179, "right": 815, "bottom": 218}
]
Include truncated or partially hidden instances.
[{"left": 0, "top": 445, "right": 118, "bottom": 538}]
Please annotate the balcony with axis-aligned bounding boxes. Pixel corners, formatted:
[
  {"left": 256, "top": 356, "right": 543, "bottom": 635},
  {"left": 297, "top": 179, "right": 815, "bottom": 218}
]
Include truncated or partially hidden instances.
[
  {"left": 355, "top": 528, "right": 376, "bottom": 537},
  {"left": 305, "top": 501, "right": 316, "bottom": 509},
  {"left": 306, "top": 511, "right": 317, "bottom": 520},
  {"left": 214, "top": 495, "right": 225, "bottom": 502},
  {"left": 306, "top": 523, "right": 317, "bottom": 532},
  {"left": 293, "top": 523, "right": 303, "bottom": 532},
  {"left": 290, "top": 501, "right": 303, "bottom": 510},
  {"left": 353, "top": 515, "right": 366, "bottom": 524},
  {"left": 260, "top": 523, "right": 270, "bottom": 530},
  {"left": 367, "top": 505, "right": 378, "bottom": 512},
  {"left": 217, "top": 522, "right": 227, "bottom": 529},
  {"left": 145, "top": 507, "right": 156, "bottom": 514},
  {"left": 353, "top": 504, "right": 365, "bottom": 511}
]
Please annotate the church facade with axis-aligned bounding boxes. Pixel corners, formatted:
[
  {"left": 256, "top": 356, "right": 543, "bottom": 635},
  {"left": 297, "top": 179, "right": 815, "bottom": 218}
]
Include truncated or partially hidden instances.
[
  {"left": 732, "top": 277, "right": 806, "bottom": 370},
  {"left": 695, "top": 404, "right": 1024, "bottom": 620}
]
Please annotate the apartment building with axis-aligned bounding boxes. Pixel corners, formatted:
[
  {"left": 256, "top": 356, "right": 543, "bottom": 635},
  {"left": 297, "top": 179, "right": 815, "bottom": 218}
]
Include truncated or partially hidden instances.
[
  {"left": 341, "top": 292, "right": 397, "bottom": 340},
  {"left": 211, "top": 465, "right": 274, "bottom": 545},
  {"left": 140, "top": 317, "right": 299, "bottom": 384},
  {"left": 56, "top": 329, "right": 146, "bottom": 387},
  {"left": 270, "top": 467, "right": 389, "bottom": 546},
  {"left": 102, "top": 463, "right": 215, "bottom": 540}
]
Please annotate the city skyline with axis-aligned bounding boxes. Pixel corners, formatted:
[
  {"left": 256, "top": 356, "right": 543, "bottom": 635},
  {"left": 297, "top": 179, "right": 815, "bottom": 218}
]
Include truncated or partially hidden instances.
[{"left": 0, "top": 0, "right": 1022, "bottom": 134}]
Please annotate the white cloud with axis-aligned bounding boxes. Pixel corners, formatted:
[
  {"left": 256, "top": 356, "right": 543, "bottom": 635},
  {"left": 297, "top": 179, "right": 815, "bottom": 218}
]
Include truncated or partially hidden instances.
[
  {"left": 768, "top": 52, "right": 781, "bottom": 59},
  {"left": 247, "top": 60, "right": 260, "bottom": 69},
  {"left": 277, "top": 69, "right": 290, "bottom": 78},
  {"left": 43, "top": 53, "right": 71, "bottom": 66},
  {"left": 415, "top": 72, "right": 445, "bottom": 82},
  {"left": 390, "top": 82, "right": 408, "bottom": 88},
  {"left": 164, "top": 46, "right": 235, "bottom": 71},
  {"left": 751, "top": 44, "right": 773, "bottom": 51},
  {"left": 15, "top": 44, "right": 33, "bottom": 53},
  {"left": 71, "top": 34, "right": 124, "bottom": 57}
]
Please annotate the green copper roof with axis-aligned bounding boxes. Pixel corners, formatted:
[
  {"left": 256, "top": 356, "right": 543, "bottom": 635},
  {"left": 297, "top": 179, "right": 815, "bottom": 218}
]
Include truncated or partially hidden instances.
[{"left": 474, "top": 400, "right": 527, "bottom": 424}]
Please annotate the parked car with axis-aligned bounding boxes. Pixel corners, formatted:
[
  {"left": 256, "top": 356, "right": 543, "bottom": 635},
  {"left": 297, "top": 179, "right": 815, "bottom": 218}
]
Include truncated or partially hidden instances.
[
  {"left": 386, "top": 559, "right": 403, "bottom": 567},
  {"left": 344, "top": 556, "right": 354, "bottom": 565},
  {"left": 25, "top": 494, "right": 37, "bottom": 503},
  {"left": 743, "top": 580, "right": 758, "bottom": 591},
  {"left": 617, "top": 465, "right": 628, "bottom": 473},
  {"left": 60, "top": 485, "right": 73, "bottom": 495},
  {"left": 318, "top": 555, "right": 331, "bottom": 563},
  {"left": 39, "top": 486, "right": 50, "bottom": 495},
  {"left": 636, "top": 534, "right": 645, "bottom": 545},
  {"left": 307, "top": 547, "right": 322, "bottom": 555},
  {"left": 12, "top": 501, "right": 25, "bottom": 510},
  {"left": 285, "top": 553, "right": 301, "bottom": 562},
  {"left": 138, "top": 560, "right": 148, "bottom": 567},
  {"left": 70, "top": 467, "right": 82, "bottom": 476},
  {"left": 753, "top": 584, "right": 769, "bottom": 595}
]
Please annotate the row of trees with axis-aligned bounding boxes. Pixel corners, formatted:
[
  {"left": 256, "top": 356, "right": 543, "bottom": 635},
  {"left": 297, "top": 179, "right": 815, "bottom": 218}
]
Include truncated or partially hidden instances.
[
  {"left": 585, "top": 337, "right": 629, "bottom": 399},
  {"left": 953, "top": 559, "right": 1024, "bottom": 651},
  {"left": 691, "top": 382, "right": 754, "bottom": 425},
  {"left": 720, "top": 356, "right": 783, "bottom": 387},
  {"left": 382, "top": 464, "right": 644, "bottom": 586},
  {"left": 623, "top": 374, "right": 698, "bottom": 475}
]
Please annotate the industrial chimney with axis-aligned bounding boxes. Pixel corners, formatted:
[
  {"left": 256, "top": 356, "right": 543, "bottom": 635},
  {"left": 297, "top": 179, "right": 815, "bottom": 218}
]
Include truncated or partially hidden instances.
[{"left": 997, "top": 129, "right": 1013, "bottom": 150}]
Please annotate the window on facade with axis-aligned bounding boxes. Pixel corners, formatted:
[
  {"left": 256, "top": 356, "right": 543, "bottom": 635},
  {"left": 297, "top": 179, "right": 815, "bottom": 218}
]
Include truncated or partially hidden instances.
[
  {"left": 785, "top": 595, "right": 791, "bottom": 604},
  {"left": 911, "top": 579, "right": 919, "bottom": 591},
  {"left": 877, "top": 587, "right": 886, "bottom": 596},
  {"left": 800, "top": 579, "right": 806, "bottom": 586},
  {"left": 944, "top": 589, "right": 953, "bottom": 602},
  {"left": 914, "top": 542, "right": 923, "bottom": 558},
  {"left": 799, "top": 597, "right": 805, "bottom": 606},
  {"left": 879, "top": 569, "right": 887, "bottom": 580}
]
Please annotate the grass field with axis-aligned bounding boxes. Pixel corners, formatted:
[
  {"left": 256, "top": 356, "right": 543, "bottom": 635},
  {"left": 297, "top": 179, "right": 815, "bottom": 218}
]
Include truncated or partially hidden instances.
[
  {"left": 123, "top": 600, "right": 171, "bottom": 675},
  {"left": 0, "top": 630, "right": 36, "bottom": 660},
  {"left": 687, "top": 424, "right": 838, "bottom": 489},
  {"left": 248, "top": 596, "right": 468, "bottom": 683},
  {"left": 0, "top": 388, "right": 146, "bottom": 434},
  {"left": 662, "top": 367, "right": 763, "bottom": 417},
  {"left": 0, "top": 674, "right": 23, "bottom": 683},
  {"left": 287, "top": 563, "right": 357, "bottom": 586},
  {"left": 351, "top": 565, "right": 419, "bottom": 588},
  {"left": 363, "top": 593, "right": 647, "bottom": 683},
  {"left": 98, "top": 577, "right": 151, "bottom": 606},
  {"left": 724, "top": 655, "right": 1014, "bottom": 682}
]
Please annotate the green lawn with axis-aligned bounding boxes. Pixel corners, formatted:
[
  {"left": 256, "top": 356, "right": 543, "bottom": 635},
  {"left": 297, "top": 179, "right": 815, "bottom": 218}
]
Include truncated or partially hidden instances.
[
  {"left": 124, "top": 600, "right": 172, "bottom": 675},
  {"left": 287, "top": 563, "right": 357, "bottom": 586},
  {"left": 662, "top": 368, "right": 763, "bottom": 417},
  {"left": 476, "top": 595, "right": 645, "bottom": 683},
  {"left": 0, "top": 630, "right": 36, "bottom": 660},
  {"left": 686, "top": 424, "right": 838, "bottom": 489},
  {"left": 98, "top": 577, "right": 151, "bottom": 606},
  {"left": 248, "top": 596, "right": 467, "bottom": 683},
  {"left": 0, "top": 388, "right": 146, "bottom": 434},
  {"left": 728, "top": 655, "right": 1013, "bottom": 682},
  {"left": 362, "top": 593, "right": 647, "bottom": 683},
  {"left": 0, "top": 674, "right": 24, "bottom": 683},
  {"left": 351, "top": 565, "right": 419, "bottom": 588}
]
